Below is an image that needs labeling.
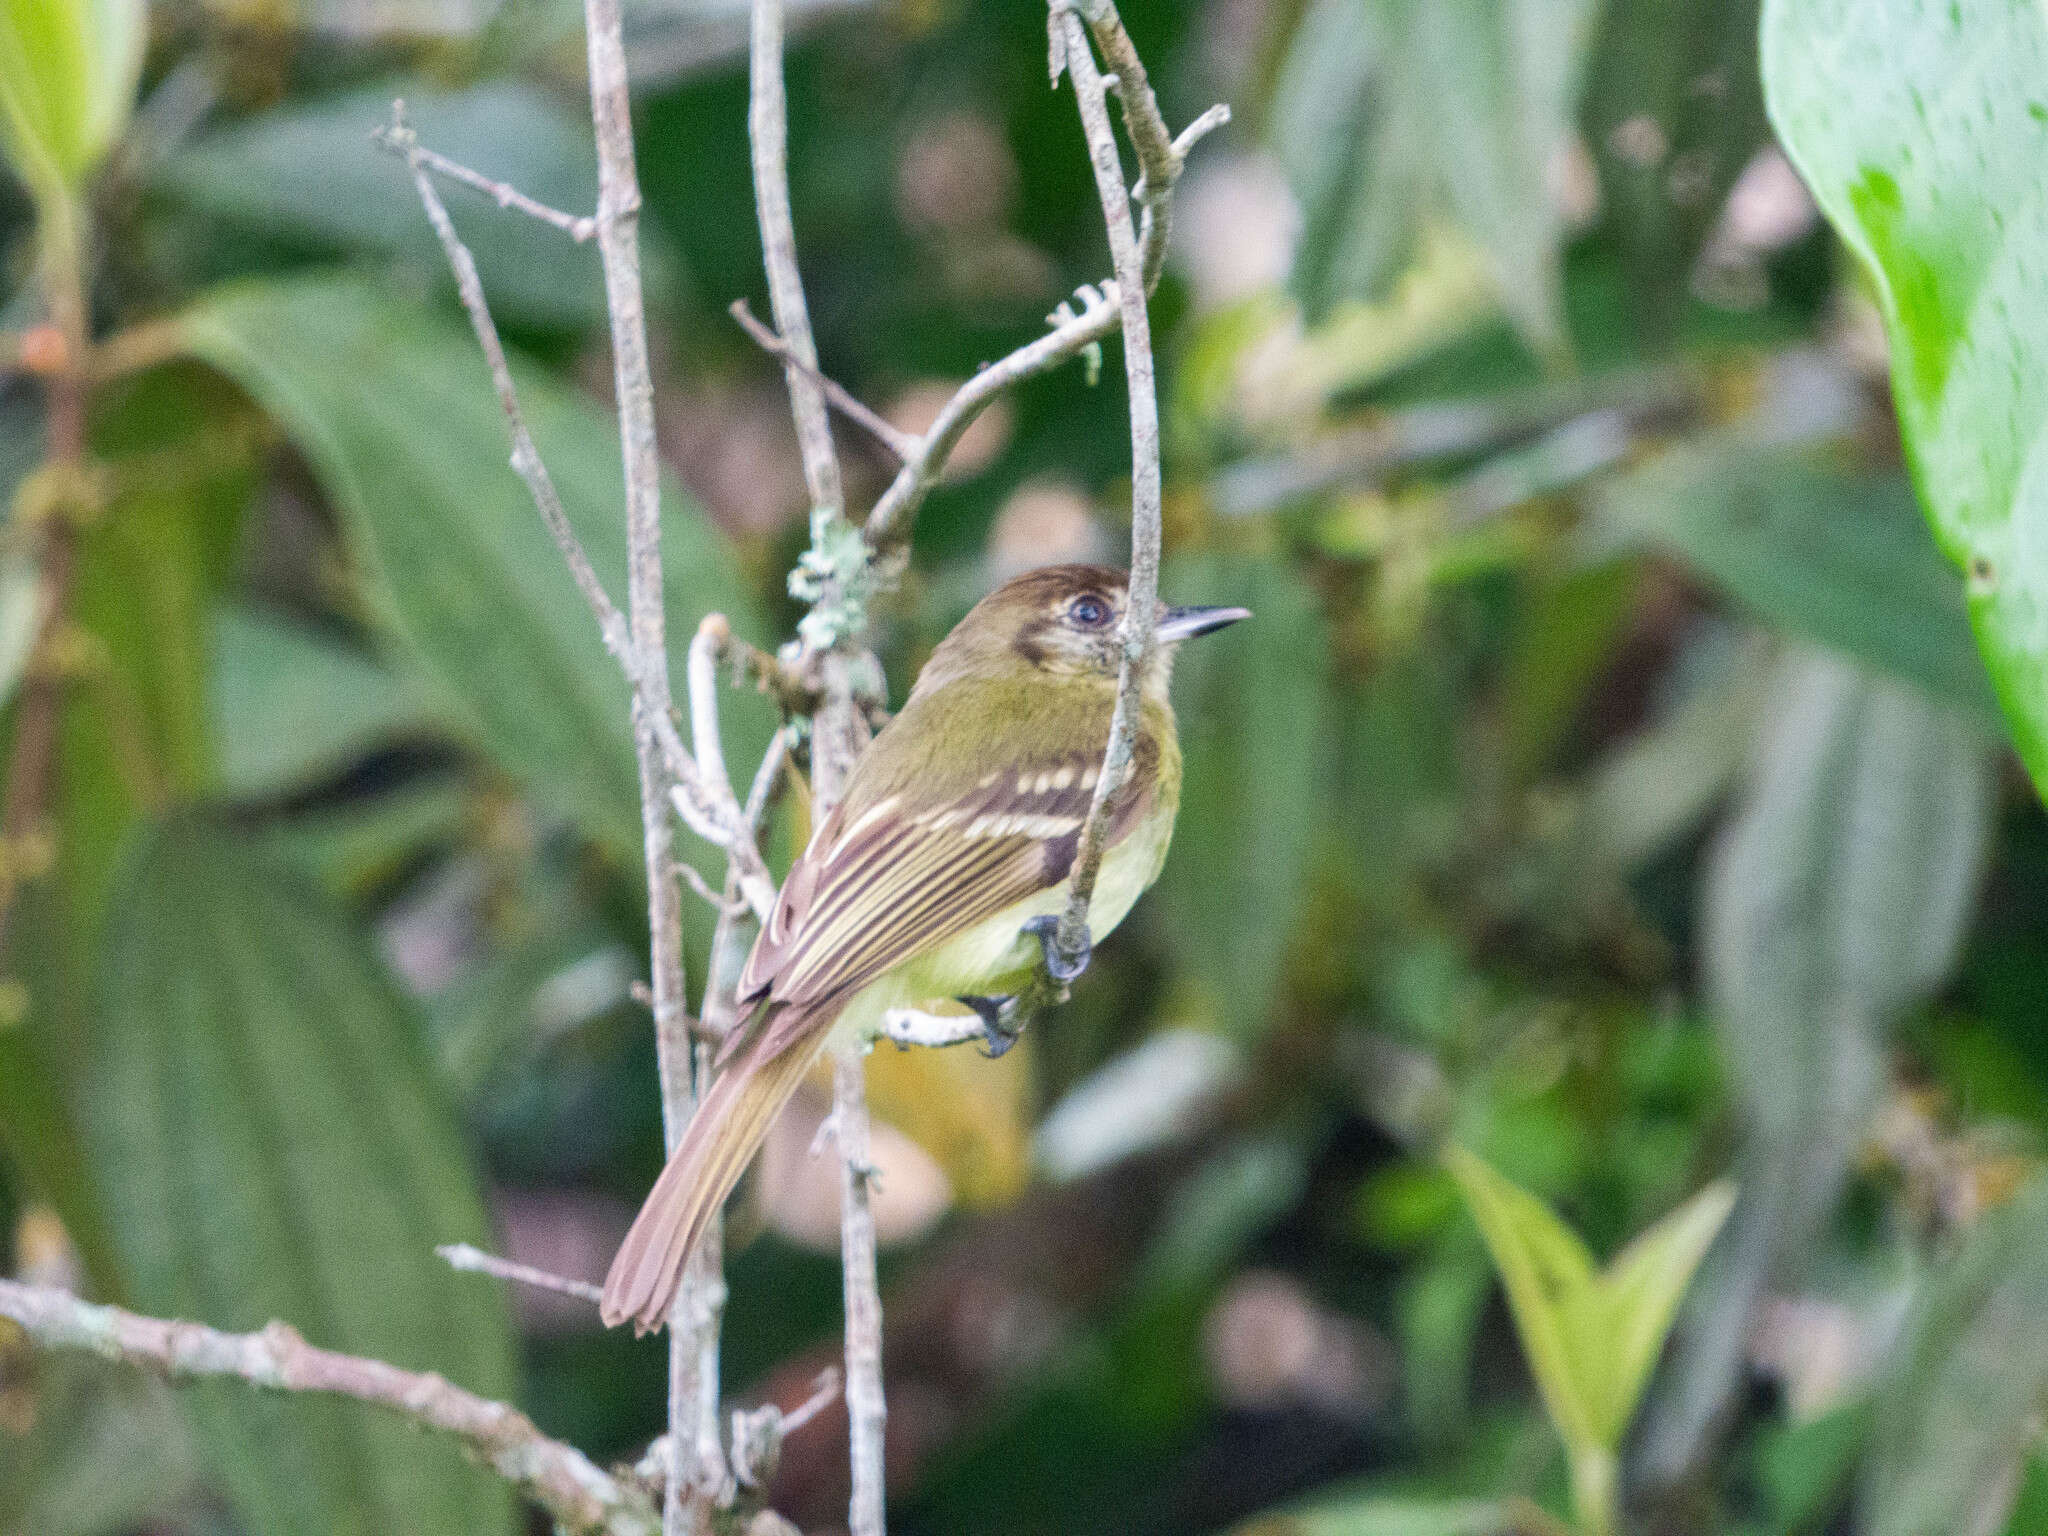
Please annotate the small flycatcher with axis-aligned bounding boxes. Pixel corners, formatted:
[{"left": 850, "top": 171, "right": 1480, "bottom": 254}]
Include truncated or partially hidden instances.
[{"left": 601, "top": 563, "right": 1247, "bottom": 1331}]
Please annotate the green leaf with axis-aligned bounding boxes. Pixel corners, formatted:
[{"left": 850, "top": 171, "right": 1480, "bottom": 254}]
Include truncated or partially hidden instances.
[
  {"left": 1762, "top": 0, "right": 2048, "bottom": 795},
  {"left": 179, "top": 273, "right": 774, "bottom": 866},
  {"left": 1868, "top": 1177, "right": 2048, "bottom": 1536},
  {"left": 1154, "top": 555, "right": 1330, "bottom": 1036},
  {"left": 1442, "top": 1143, "right": 1600, "bottom": 1452},
  {"left": 157, "top": 82, "right": 611, "bottom": 330},
  {"left": 59, "top": 364, "right": 259, "bottom": 925},
  {"left": 1640, "top": 648, "right": 1995, "bottom": 1481},
  {"left": 84, "top": 817, "right": 517, "bottom": 1536},
  {"left": 210, "top": 608, "right": 442, "bottom": 799},
  {"left": 0, "top": 0, "right": 143, "bottom": 196},
  {"left": 1447, "top": 1146, "right": 1733, "bottom": 1461},
  {"left": 1271, "top": 0, "right": 1597, "bottom": 354},
  {"left": 1234, "top": 1491, "right": 1530, "bottom": 1536},
  {"left": 1590, "top": 432, "right": 2001, "bottom": 721},
  {"left": 1591, "top": 1179, "right": 1735, "bottom": 1445}
]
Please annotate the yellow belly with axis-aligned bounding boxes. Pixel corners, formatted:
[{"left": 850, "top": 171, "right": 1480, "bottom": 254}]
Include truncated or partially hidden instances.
[{"left": 832, "top": 793, "right": 1177, "bottom": 1043}]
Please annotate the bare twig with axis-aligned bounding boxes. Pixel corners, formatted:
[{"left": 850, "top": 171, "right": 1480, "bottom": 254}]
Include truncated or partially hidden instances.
[
  {"left": 403, "top": 135, "right": 599, "bottom": 241},
  {"left": 1073, "top": 0, "right": 1187, "bottom": 290},
  {"left": 858, "top": 61, "right": 1222, "bottom": 558},
  {"left": 863, "top": 283, "right": 1121, "bottom": 553},
  {"left": 729, "top": 301, "right": 918, "bottom": 462},
  {"left": 872, "top": 1008, "right": 988, "bottom": 1050},
  {"left": 1044, "top": 2, "right": 1166, "bottom": 976},
  {"left": 375, "top": 113, "right": 636, "bottom": 673},
  {"left": 687, "top": 616, "right": 736, "bottom": 808},
  {"left": 438, "top": 1243, "right": 605, "bottom": 1306},
  {"left": 729, "top": 1367, "right": 843, "bottom": 1489},
  {"left": 0, "top": 1280, "right": 658, "bottom": 1536},
  {"left": 743, "top": 5, "right": 885, "bottom": 1531},
  {"left": 375, "top": 109, "right": 776, "bottom": 919},
  {"left": 578, "top": 9, "right": 711, "bottom": 1534},
  {"left": 748, "top": 0, "right": 843, "bottom": 523},
  {"left": 830, "top": 1047, "right": 887, "bottom": 1536}
]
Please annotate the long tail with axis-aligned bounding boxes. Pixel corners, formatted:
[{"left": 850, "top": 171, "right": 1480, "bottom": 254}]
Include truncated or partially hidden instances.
[{"left": 601, "top": 1008, "right": 831, "bottom": 1333}]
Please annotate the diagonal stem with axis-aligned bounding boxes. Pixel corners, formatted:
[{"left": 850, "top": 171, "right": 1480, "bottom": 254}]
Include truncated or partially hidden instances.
[
  {"left": 0, "top": 1280, "right": 659, "bottom": 1536},
  {"left": 1044, "top": 2, "right": 1165, "bottom": 973}
]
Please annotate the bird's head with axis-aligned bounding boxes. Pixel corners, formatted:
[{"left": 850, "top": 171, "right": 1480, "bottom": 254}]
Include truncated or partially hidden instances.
[{"left": 911, "top": 563, "right": 1249, "bottom": 699}]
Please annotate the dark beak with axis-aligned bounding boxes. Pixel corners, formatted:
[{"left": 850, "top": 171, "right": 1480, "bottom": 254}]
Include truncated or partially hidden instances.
[{"left": 1156, "top": 604, "right": 1251, "bottom": 643}]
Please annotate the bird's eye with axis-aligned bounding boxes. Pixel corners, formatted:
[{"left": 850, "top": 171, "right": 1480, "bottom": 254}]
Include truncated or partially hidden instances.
[{"left": 1069, "top": 594, "right": 1111, "bottom": 629}]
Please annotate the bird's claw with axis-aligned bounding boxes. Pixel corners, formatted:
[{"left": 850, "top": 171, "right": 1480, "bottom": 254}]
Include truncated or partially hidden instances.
[
  {"left": 957, "top": 995, "right": 1022, "bottom": 1058},
  {"left": 1023, "top": 914, "right": 1090, "bottom": 984}
]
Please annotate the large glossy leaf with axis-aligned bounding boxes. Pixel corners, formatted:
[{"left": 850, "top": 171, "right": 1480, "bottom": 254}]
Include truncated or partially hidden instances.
[
  {"left": 1639, "top": 648, "right": 1994, "bottom": 1481},
  {"left": 1271, "top": 0, "right": 1597, "bottom": 353},
  {"left": 157, "top": 82, "right": 609, "bottom": 330},
  {"left": 1763, "top": 0, "right": 2048, "bottom": 795},
  {"left": 180, "top": 273, "right": 774, "bottom": 867},
  {"left": 84, "top": 818, "right": 517, "bottom": 1536},
  {"left": 0, "top": 0, "right": 143, "bottom": 196},
  {"left": 1591, "top": 432, "right": 2001, "bottom": 722},
  {"left": 1868, "top": 1177, "right": 2048, "bottom": 1536},
  {"left": 1153, "top": 554, "right": 1330, "bottom": 1037}
]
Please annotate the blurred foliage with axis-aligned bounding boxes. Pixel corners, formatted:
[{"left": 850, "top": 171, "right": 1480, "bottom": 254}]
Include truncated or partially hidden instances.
[{"left": 0, "top": 2, "right": 2044, "bottom": 1535}]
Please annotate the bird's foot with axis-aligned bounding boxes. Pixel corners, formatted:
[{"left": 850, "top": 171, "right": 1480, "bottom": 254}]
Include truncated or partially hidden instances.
[
  {"left": 956, "top": 995, "right": 1023, "bottom": 1058},
  {"left": 1023, "top": 914, "right": 1090, "bottom": 984}
]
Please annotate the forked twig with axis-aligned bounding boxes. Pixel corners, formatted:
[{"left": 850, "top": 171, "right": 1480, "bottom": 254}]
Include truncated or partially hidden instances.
[{"left": 730, "top": 300, "right": 918, "bottom": 462}]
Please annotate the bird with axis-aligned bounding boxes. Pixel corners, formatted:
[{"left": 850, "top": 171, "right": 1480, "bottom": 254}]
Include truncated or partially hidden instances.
[{"left": 600, "top": 563, "right": 1248, "bottom": 1332}]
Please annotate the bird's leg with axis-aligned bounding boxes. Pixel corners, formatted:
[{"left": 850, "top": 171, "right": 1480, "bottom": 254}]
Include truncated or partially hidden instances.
[
  {"left": 956, "top": 995, "right": 1023, "bottom": 1058},
  {"left": 1022, "top": 914, "right": 1090, "bottom": 984}
]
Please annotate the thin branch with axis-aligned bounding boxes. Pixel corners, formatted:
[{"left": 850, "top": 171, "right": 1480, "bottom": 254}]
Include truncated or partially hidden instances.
[
  {"left": 729, "top": 300, "right": 918, "bottom": 462},
  {"left": 0, "top": 1280, "right": 658, "bottom": 1536},
  {"left": 872, "top": 1008, "right": 988, "bottom": 1050},
  {"left": 830, "top": 1048, "right": 887, "bottom": 1536},
  {"left": 375, "top": 108, "right": 776, "bottom": 924},
  {"left": 748, "top": 0, "right": 844, "bottom": 522},
  {"left": 729, "top": 1367, "right": 843, "bottom": 1489},
  {"left": 579, "top": 9, "right": 706, "bottom": 1535},
  {"left": 1066, "top": 0, "right": 1182, "bottom": 290},
  {"left": 687, "top": 616, "right": 736, "bottom": 810},
  {"left": 375, "top": 113, "right": 636, "bottom": 672},
  {"left": 744, "top": 6, "right": 884, "bottom": 1533},
  {"left": 403, "top": 136, "right": 599, "bottom": 241},
  {"left": 1044, "top": 3, "right": 1166, "bottom": 976},
  {"left": 671, "top": 731, "right": 788, "bottom": 1510},
  {"left": 438, "top": 1243, "right": 605, "bottom": 1306},
  {"left": 857, "top": 22, "right": 1223, "bottom": 560},
  {"left": 863, "top": 283, "right": 1120, "bottom": 553}
]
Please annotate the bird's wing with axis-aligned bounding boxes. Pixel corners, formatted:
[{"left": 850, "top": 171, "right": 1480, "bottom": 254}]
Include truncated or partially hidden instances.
[{"left": 724, "top": 685, "right": 1157, "bottom": 1064}]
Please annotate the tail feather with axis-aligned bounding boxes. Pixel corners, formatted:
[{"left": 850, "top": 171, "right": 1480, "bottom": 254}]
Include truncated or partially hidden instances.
[{"left": 601, "top": 1011, "right": 831, "bottom": 1332}]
